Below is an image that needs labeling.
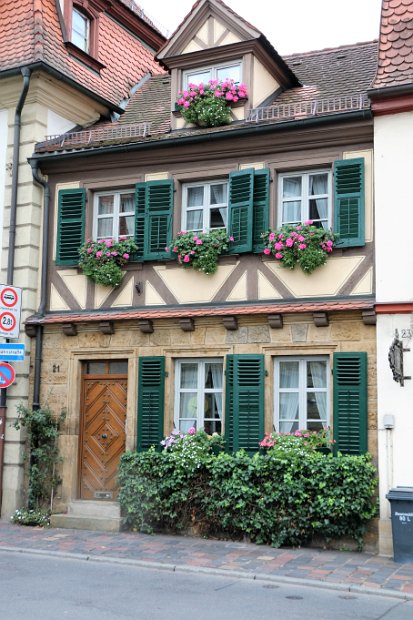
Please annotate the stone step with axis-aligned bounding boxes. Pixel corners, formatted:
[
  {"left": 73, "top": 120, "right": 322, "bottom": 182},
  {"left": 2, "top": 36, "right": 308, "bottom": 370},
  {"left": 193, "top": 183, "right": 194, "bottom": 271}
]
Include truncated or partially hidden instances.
[
  {"left": 68, "top": 500, "right": 120, "bottom": 519},
  {"left": 50, "top": 513, "right": 122, "bottom": 533}
]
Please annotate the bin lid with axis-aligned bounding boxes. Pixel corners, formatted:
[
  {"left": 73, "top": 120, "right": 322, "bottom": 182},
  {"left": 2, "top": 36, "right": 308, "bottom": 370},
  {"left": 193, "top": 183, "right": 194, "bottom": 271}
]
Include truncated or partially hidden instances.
[{"left": 386, "top": 487, "right": 413, "bottom": 501}]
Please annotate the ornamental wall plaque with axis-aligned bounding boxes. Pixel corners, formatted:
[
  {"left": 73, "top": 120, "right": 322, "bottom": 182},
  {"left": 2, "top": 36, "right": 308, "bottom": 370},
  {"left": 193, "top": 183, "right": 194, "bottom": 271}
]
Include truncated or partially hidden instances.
[{"left": 388, "top": 329, "right": 411, "bottom": 387}]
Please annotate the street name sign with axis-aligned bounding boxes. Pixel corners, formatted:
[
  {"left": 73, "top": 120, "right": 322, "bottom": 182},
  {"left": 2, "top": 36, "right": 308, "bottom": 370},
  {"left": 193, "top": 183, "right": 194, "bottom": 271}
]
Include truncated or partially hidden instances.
[
  {"left": 0, "top": 284, "right": 22, "bottom": 339},
  {"left": 0, "top": 343, "right": 25, "bottom": 361}
]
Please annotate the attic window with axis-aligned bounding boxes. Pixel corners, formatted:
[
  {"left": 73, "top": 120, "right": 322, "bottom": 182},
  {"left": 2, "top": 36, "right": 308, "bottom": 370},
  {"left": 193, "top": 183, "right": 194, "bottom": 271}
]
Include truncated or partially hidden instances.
[
  {"left": 183, "top": 61, "right": 242, "bottom": 89},
  {"left": 72, "top": 8, "right": 90, "bottom": 52}
]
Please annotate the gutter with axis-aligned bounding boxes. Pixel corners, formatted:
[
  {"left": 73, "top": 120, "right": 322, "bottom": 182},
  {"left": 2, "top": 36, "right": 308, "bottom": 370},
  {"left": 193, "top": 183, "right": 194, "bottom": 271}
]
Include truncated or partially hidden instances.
[
  {"left": 0, "top": 62, "right": 124, "bottom": 117},
  {"left": 29, "top": 109, "right": 373, "bottom": 164},
  {"left": 0, "top": 67, "right": 31, "bottom": 513},
  {"left": 368, "top": 83, "right": 413, "bottom": 99},
  {"left": 29, "top": 161, "right": 50, "bottom": 410}
]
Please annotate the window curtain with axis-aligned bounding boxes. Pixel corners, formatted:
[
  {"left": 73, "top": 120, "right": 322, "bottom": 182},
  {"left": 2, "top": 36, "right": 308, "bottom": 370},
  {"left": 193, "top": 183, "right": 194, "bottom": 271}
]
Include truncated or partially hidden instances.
[
  {"left": 210, "top": 363, "right": 223, "bottom": 422},
  {"left": 309, "top": 175, "right": 328, "bottom": 229},
  {"left": 278, "top": 362, "right": 299, "bottom": 433},
  {"left": 282, "top": 177, "right": 302, "bottom": 223},
  {"left": 210, "top": 185, "right": 228, "bottom": 226},
  {"left": 308, "top": 361, "right": 327, "bottom": 426}
]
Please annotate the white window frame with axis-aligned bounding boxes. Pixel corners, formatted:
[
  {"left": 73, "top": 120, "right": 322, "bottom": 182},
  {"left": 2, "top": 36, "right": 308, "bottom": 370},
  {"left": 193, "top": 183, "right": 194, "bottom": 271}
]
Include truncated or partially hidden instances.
[
  {"left": 174, "top": 358, "right": 224, "bottom": 433},
  {"left": 278, "top": 169, "right": 332, "bottom": 228},
  {"left": 274, "top": 356, "right": 330, "bottom": 432},
  {"left": 182, "top": 61, "right": 242, "bottom": 89},
  {"left": 72, "top": 7, "right": 90, "bottom": 53},
  {"left": 181, "top": 180, "right": 228, "bottom": 232},
  {"left": 93, "top": 189, "right": 135, "bottom": 240}
]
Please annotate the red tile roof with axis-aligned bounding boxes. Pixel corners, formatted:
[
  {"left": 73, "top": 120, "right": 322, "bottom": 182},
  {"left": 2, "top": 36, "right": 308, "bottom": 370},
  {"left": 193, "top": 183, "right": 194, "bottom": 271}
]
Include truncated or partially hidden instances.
[
  {"left": 373, "top": 0, "right": 413, "bottom": 88},
  {"left": 0, "top": 0, "right": 165, "bottom": 109},
  {"left": 26, "top": 300, "right": 374, "bottom": 326}
]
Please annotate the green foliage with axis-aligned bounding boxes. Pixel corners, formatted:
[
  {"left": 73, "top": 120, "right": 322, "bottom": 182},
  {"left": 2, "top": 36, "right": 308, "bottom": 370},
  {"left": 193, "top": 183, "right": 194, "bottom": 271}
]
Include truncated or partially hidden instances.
[
  {"left": 168, "top": 229, "right": 233, "bottom": 274},
  {"left": 259, "top": 428, "right": 335, "bottom": 453},
  {"left": 119, "top": 435, "right": 377, "bottom": 549},
  {"left": 78, "top": 237, "right": 138, "bottom": 287},
  {"left": 12, "top": 404, "right": 65, "bottom": 518},
  {"left": 176, "top": 79, "right": 248, "bottom": 128},
  {"left": 261, "top": 222, "right": 338, "bottom": 274},
  {"left": 10, "top": 508, "right": 50, "bottom": 527}
]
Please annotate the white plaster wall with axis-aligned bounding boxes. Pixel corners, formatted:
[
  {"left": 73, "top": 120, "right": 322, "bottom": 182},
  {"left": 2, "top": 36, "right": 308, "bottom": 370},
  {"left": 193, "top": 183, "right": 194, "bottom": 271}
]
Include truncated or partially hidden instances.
[
  {"left": 47, "top": 110, "right": 75, "bottom": 137},
  {"left": 0, "top": 109, "right": 7, "bottom": 270},
  {"left": 377, "top": 313, "right": 413, "bottom": 553},
  {"left": 374, "top": 113, "right": 413, "bottom": 303}
]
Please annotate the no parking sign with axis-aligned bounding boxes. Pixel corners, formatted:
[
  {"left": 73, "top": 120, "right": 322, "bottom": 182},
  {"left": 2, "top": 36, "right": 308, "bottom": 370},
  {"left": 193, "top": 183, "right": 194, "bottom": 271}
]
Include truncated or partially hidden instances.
[
  {"left": 0, "top": 285, "right": 22, "bottom": 339},
  {"left": 0, "top": 362, "right": 15, "bottom": 388}
]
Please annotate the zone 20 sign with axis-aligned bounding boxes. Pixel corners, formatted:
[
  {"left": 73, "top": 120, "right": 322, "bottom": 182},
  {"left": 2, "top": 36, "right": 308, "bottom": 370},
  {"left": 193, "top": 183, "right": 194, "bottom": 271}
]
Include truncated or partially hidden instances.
[{"left": 0, "top": 285, "right": 22, "bottom": 339}]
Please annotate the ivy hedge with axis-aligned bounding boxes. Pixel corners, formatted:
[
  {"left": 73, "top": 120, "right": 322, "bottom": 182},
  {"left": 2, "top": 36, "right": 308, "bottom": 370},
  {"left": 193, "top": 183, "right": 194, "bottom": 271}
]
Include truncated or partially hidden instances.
[{"left": 119, "top": 431, "right": 377, "bottom": 549}]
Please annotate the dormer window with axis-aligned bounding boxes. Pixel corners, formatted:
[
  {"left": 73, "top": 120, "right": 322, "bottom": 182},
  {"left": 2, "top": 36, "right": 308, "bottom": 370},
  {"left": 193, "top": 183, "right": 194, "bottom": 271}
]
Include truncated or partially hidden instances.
[
  {"left": 72, "top": 7, "right": 90, "bottom": 53},
  {"left": 183, "top": 61, "right": 242, "bottom": 89}
]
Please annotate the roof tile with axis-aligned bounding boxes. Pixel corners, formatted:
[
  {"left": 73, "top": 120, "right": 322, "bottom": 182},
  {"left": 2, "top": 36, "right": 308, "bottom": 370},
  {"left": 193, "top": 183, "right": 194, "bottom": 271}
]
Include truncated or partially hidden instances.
[{"left": 373, "top": 0, "right": 413, "bottom": 88}]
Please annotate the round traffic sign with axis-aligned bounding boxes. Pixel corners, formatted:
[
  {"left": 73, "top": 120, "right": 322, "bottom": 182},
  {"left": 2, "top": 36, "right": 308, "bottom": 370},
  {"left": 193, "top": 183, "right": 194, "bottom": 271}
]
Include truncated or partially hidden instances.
[
  {"left": 0, "top": 362, "right": 15, "bottom": 388},
  {"left": 0, "top": 312, "right": 16, "bottom": 333},
  {"left": 0, "top": 287, "right": 18, "bottom": 308}
]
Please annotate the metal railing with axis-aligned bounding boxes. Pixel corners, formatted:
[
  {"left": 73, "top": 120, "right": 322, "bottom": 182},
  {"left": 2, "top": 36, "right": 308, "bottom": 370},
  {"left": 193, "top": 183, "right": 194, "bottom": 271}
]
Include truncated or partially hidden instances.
[
  {"left": 247, "top": 94, "right": 369, "bottom": 123},
  {"left": 36, "top": 122, "right": 152, "bottom": 151}
]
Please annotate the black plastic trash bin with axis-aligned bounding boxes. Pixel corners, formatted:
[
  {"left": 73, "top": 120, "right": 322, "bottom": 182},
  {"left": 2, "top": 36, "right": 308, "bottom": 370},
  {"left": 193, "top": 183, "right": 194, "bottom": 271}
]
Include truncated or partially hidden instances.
[{"left": 386, "top": 487, "right": 413, "bottom": 563}]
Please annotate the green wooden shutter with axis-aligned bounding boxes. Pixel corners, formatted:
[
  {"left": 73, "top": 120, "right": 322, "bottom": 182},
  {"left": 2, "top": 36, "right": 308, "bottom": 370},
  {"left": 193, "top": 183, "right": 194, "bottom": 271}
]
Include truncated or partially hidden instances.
[
  {"left": 225, "top": 354, "right": 265, "bottom": 453},
  {"left": 252, "top": 169, "right": 270, "bottom": 253},
  {"left": 334, "top": 158, "right": 365, "bottom": 247},
  {"left": 137, "top": 356, "right": 165, "bottom": 451},
  {"left": 134, "top": 180, "right": 173, "bottom": 261},
  {"left": 333, "top": 352, "right": 367, "bottom": 455},
  {"left": 56, "top": 188, "right": 85, "bottom": 265},
  {"left": 228, "top": 169, "right": 254, "bottom": 254}
]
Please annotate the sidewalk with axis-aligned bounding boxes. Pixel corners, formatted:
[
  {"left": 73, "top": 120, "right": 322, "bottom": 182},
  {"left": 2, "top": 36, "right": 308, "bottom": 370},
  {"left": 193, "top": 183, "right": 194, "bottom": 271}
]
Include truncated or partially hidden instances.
[{"left": 1, "top": 520, "right": 413, "bottom": 600}]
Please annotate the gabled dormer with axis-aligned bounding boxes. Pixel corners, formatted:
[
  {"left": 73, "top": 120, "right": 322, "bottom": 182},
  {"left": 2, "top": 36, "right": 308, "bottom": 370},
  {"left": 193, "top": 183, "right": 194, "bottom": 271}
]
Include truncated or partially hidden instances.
[{"left": 156, "top": 0, "right": 300, "bottom": 129}]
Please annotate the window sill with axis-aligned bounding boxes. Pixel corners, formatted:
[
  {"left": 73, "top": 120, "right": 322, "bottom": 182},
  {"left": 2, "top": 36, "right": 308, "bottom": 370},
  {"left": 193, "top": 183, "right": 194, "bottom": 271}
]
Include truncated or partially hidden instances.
[{"left": 65, "top": 41, "right": 105, "bottom": 73}]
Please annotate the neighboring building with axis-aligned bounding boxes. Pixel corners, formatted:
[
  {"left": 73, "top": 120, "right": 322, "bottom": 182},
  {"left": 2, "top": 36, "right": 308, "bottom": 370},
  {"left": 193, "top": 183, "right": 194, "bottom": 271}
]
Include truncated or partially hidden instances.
[
  {"left": 369, "top": 0, "right": 413, "bottom": 556},
  {"left": 0, "top": 0, "right": 165, "bottom": 517},
  {"left": 28, "top": 0, "right": 378, "bottom": 538}
]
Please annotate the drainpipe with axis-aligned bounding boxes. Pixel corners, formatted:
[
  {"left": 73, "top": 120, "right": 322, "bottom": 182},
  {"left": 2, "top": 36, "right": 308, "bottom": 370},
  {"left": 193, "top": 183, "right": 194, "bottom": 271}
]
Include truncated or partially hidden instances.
[
  {"left": 0, "top": 67, "right": 31, "bottom": 513},
  {"left": 29, "top": 160, "right": 50, "bottom": 409}
]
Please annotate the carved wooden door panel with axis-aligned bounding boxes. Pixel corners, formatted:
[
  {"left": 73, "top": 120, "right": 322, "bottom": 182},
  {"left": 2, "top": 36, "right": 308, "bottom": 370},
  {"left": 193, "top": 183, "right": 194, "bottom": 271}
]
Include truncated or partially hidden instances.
[{"left": 79, "top": 361, "right": 128, "bottom": 500}]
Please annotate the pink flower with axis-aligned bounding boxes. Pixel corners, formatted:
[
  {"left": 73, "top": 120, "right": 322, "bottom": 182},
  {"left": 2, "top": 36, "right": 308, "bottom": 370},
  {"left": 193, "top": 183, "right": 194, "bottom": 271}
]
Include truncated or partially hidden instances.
[
  {"left": 123, "top": 253, "right": 129, "bottom": 259},
  {"left": 183, "top": 101, "right": 190, "bottom": 108},
  {"left": 233, "top": 96, "right": 239, "bottom": 102},
  {"left": 119, "top": 235, "right": 127, "bottom": 240},
  {"left": 225, "top": 92, "right": 234, "bottom": 101},
  {"left": 229, "top": 236, "right": 234, "bottom": 241},
  {"left": 298, "top": 235, "right": 305, "bottom": 242},
  {"left": 286, "top": 238, "right": 294, "bottom": 247},
  {"left": 87, "top": 248, "right": 92, "bottom": 254},
  {"left": 268, "top": 232, "right": 275, "bottom": 241},
  {"left": 173, "top": 246, "right": 178, "bottom": 253},
  {"left": 188, "top": 427, "right": 196, "bottom": 435},
  {"left": 178, "top": 97, "right": 185, "bottom": 105},
  {"left": 96, "top": 251, "right": 102, "bottom": 258},
  {"left": 298, "top": 243, "right": 307, "bottom": 250},
  {"left": 183, "top": 255, "right": 190, "bottom": 263},
  {"left": 275, "top": 252, "right": 283, "bottom": 259},
  {"left": 165, "top": 247, "right": 169, "bottom": 252},
  {"left": 214, "top": 90, "right": 222, "bottom": 97},
  {"left": 105, "top": 240, "right": 112, "bottom": 247},
  {"left": 326, "top": 240, "right": 333, "bottom": 247},
  {"left": 304, "top": 220, "right": 313, "bottom": 225},
  {"left": 263, "top": 248, "right": 271, "bottom": 255},
  {"left": 111, "top": 251, "right": 118, "bottom": 256},
  {"left": 106, "top": 252, "right": 111, "bottom": 257},
  {"left": 196, "top": 239, "right": 203, "bottom": 245},
  {"left": 296, "top": 225, "right": 302, "bottom": 230},
  {"left": 274, "top": 241, "right": 284, "bottom": 250}
]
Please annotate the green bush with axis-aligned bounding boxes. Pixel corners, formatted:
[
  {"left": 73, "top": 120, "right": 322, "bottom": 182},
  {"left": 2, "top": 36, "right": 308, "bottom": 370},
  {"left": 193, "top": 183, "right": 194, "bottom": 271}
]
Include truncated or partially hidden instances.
[{"left": 119, "top": 431, "right": 377, "bottom": 549}]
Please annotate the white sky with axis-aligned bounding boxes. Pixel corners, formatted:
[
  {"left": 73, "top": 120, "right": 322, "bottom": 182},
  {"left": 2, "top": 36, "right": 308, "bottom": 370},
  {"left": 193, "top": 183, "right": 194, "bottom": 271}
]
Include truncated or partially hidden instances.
[{"left": 139, "top": 0, "right": 382, "bottom": 55}]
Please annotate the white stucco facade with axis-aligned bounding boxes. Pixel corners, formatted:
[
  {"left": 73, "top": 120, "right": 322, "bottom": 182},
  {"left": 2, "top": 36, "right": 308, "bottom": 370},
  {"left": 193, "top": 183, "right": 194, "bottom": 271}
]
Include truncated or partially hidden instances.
[
  {"left": 374, "top": 111, "right": 413, "bottom": 555},
  {"left": 0, "top": 108, "right": 8, "bottom": 269}
]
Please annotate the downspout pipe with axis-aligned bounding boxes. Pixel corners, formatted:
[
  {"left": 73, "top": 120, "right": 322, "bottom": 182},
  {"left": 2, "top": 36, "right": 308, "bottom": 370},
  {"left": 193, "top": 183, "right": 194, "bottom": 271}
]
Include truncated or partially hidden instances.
[
  {"left": 29, "top": 160, "right": 50, "bottom": 410},
  {"left": 0, "top": 67, "right": 31, "bottom": 513}
]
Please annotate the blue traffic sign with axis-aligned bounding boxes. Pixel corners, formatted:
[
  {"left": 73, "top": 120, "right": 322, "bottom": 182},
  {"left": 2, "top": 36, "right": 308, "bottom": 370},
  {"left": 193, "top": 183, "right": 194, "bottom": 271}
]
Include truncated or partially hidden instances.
[
  {"left": 0, "top": 343, "right": 25, "bottom": 361},
  {"left": 0, "top": 362, "right": 15, "bottom": 388}
]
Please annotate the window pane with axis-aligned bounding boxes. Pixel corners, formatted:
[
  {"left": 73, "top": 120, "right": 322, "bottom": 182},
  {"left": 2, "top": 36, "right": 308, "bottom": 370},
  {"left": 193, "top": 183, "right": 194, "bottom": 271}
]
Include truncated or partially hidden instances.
[
  {"left": 72, "top": 9, "right": 89, "bottom": 51},
  {"left": 204, "top": 419, "right": 222, "bottom": 435},
  {"left": 210, "top": 183, "right": 227, "bottom": 205},
  {"left": 109, "top": 361, "right": 128, "bottom": 374},
  {"left": 180, "top": 393, "right": 197, "bottom": 417},
  {"left": 120, "top": 193, "right": 134, "bottom": 213},
  {"left": 307, "top": 361, "right": 327, "bottom": 388},
  {"left": 98, "top": 196, "right": 114, "bottom": 215},
  {"left": 283, "top": 177, "right": 301, "bottom": 198},
  {"left": 186, "top": 210, "right": 203, "bottom": 230},
  {"left": 185, "top": 70, "right": 211, "bottom": 87},
  {"left": 279, "top": 392, "right": 299, "bottom": 421},
  {"left": 180, "top": 364, "right": 198, "bottom": 389},
  {"left": 216, "top": 64, "right": 241, "bottom": 83},
  {"left": 280, "top": 420, "right": 299, "bottom": 433},
  {"left": 119, "top": 215, "right": 134, "bottom": 237},
  {"left": 307, "top": 392, "right": 327, "bottom": 422},
  {"left": 282, "top": 201, "right": 301, "bottom": 223},
  {"left": 279, "top": 361, "right": 299, "bottom": 388},
  {"left": 86, "top": 362, "right": 106, "bottom": 374},
  {"left": 210, "top": 207, "right": 227, "bottom": 228},
  {"left": 187, "top": 187, "right": 204, "bottom": 207},
  {"left": 309, "top": 198, "right": 328, "bottom": 224},
  {"left": 204, "top": 363, "right": 222, "bottom": 388},
  {"left": 97, "top": 218, "right": 113, "bottom": 238},
  {"left": 309, "top": 174, "right": 328, "bottom": 195}
]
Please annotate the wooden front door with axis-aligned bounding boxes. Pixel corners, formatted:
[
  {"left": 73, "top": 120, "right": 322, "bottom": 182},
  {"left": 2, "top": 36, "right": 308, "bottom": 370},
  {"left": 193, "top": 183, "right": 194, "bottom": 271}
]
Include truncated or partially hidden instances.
[{"left": 79, "top": 360, "right": 128, "bottom": 500}]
